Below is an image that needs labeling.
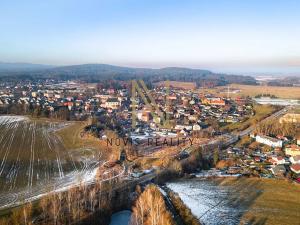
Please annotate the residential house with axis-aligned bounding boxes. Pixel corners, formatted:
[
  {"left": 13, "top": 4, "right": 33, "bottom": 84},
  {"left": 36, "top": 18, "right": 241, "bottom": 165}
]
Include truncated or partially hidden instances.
[
  {"left": 271, "top": 164, "right": 286, "bottom": 176},
  {"left": 137, "top": 111, "right": 151, "bottom": 122},
  {"left": 290, "top": 155, "right": 300, "bottom": 164},
  {"left": 192, "top": 124, "right": 201, "bottom": 131},
  {"left": 31, "top": 92, "right": 37, "bottom": 97},
  {"left": 290, "top": 164, "right": 300, "bottom": 174},
  {"left": 297, "top": 137, "right": 300, "bottom": 146},
  {"left": 174, "top": 124, "right": 193, "bottom": 131},
  {"left": 203, "top": 97, "right": 226, "bottom": 106},
  {"left": 269, "top": 156, "right": 285, "bottom": 165},
  {"left": 179, "top": 129, "right": 190, "bottom": 136},
  {"left": 285, "top": 145, "right": 300, "bottom": 157},
  {"left": 254, "top": 134, "right": 283, "bottom": 148},
  {"left": 188, "top": 114, "right": 198, "bottom": 122},
  {"left": 104, "top": 98, "right": 120, "bottom": 109}
]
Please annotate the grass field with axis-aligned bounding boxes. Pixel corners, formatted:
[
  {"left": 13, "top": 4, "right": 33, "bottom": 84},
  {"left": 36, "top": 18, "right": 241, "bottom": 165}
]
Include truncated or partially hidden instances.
[
  {"left": 56, "top": 121, "right": 108, "bottom": 158},
  {"left": 156, "top": 81, "right": 197, "bottom": 90},
  {"left": 218, "top": 178, "right": 300, "bottom": 225},
  {"left": 56, "top": 121, "right": 94, "bottom": 149},
  {"left": 200, "top": 84, "right": 300, "bottom": 99}
]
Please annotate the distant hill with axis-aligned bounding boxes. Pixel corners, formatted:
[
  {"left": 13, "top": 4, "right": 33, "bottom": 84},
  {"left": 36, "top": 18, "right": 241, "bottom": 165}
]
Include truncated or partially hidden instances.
[
  {"left": 38, "top": 64, "right": 213, "bottom": 80},
  {"left": 0, "top": 63, "right": 257, "bottom": 85},
  {"left": 267, "top": 76, "right": 300, "bottom": 86},
  {"left": 0, "top": 62, "right": 54, "bottom": 73}
]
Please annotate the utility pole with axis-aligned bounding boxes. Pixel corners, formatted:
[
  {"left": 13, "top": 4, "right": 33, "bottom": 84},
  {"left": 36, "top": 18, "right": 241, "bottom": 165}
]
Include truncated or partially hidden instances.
[{"left": 227, "top": 85, "right": 230, "bottom": 100}]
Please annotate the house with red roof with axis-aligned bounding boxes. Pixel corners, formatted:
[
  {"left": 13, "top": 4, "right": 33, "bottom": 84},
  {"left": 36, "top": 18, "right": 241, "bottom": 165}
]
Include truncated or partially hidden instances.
[
  {"left": 269, "top": 156, "right": 285, "bottom": 165},
  {"left": 285, "top": 145, "right": 300, "bottom": 157},
  {"left": 290, "top": 164, "right": 300, "bottom": 174},
  {"left": 202, "top": 97, "right": 226, "bottom": 106}
]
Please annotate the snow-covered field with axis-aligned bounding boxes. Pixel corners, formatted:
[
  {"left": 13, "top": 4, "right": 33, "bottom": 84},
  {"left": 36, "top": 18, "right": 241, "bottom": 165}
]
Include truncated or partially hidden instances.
[
  {"left": 0, "top": 116, "right": 100, "bottom": 209},
  {"left": 167, "top": 179, "right": 247, "bottom": 225}
]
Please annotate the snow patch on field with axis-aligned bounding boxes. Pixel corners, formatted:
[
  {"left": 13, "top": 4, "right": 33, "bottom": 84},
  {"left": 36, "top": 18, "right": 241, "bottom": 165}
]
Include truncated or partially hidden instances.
[
  {"left": 0, "top": 116, "right": 101, "bottom": 210},
  {"left": 167, "top": 179, "right": 246, "bottom": 225},
  {"left": 0, "top": 115, "right": 27, "bottom": 123}
]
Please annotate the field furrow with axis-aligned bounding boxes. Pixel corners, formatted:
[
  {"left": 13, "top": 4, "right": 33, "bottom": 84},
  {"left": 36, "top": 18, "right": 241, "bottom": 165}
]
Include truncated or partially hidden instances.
[{"left": 0, "top": 116, "right": 100, "bottom": 209}]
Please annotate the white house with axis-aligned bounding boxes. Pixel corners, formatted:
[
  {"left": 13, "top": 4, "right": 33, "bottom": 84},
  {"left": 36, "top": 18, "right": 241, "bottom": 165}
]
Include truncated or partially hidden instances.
[
  {"left": 254, "top": 134, "right": 283, "bottom": 148},
  {"left": 285, "top": 145, "right": 300, "bottom": 157},
  {"left": 104, "top": 98, "right": 121, "bottom": 109},
  {"left": 290, "top": 155, "right": 300, "bottom": 164},
  {"left": 175, "top": 125, "right": 192, "bottom": 131},
  {"left": 290, "top": 164, "right": 300, "bottom": 174},
  {"left": 192, "top": 124, "right": 201, "bottom": 131},
  {"left": 269, "top": 156, "right": 286, "bottom": 165}
]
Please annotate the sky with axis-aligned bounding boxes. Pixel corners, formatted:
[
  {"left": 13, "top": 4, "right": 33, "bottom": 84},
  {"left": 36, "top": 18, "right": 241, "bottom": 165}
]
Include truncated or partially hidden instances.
[{"left": 0, "top": 0, "right": 300, "bottom": 74}]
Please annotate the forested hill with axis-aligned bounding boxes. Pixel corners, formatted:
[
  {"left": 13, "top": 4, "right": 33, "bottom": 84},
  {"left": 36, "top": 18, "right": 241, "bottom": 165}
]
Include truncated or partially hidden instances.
[{"left": 0, "top": 63, "right": 257, "bottom": 85}]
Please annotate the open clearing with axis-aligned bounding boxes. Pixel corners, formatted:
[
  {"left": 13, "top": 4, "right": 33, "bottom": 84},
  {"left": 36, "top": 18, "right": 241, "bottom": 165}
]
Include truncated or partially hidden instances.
[
  {"left": 56, "top": 121, "right": 107, "bottom": 154},
  {"left": 199, "top": 84, "right": 300, "bottom": 99},
  {"left": 0, "top": 116, "right": 102, "bottom": 210}
]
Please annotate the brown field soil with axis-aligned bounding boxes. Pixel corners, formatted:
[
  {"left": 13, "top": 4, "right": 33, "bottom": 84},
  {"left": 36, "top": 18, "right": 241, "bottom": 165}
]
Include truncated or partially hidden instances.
[
  {"left": 0, "top": 116, "right": 82, "bottom": 191},
  {"left": 217, "top": 177, "right": 300, "bottom": 225},
  {"left": 199, "top": 84, "right": 300, "bottom": 99},
  {"left": 0, "top": 116, "right": 106, "bottom": 211},
  {"left": 135, "top": 146, "right": 180, "bottom": 169},
  {"left": 136, "top": 156, "right": 173, "bottom": 169},
  {"left": 156, "top": 81, "right": 197, "bottom": 90}
]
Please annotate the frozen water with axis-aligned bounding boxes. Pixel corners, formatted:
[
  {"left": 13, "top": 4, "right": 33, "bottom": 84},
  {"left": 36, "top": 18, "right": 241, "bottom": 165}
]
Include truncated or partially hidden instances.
[{"left": 110, "top": 210, "right": 131, "bottom": 225}]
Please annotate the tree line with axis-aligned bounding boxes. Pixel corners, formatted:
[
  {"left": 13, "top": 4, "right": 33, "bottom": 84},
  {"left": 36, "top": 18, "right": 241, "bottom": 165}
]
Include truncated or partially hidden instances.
[
  {"left": 255, "top": 119, "right": 298, "bottom": 138},
  {"left": 0, "top": 103, "right": 72, "bottom": 120},
  {"left": 0, "top": 174, "right": 121, "bottom": 225}
]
